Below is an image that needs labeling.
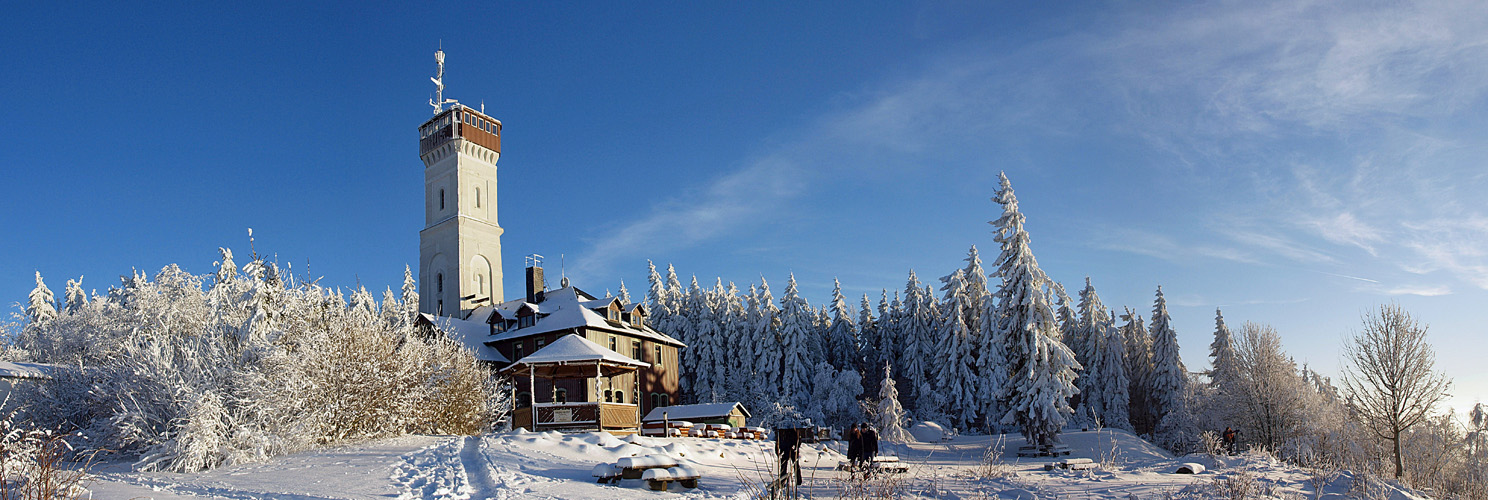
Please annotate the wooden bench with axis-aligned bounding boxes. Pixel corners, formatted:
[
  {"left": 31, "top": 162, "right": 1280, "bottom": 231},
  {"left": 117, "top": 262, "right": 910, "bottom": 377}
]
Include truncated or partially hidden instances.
[
  {"left": 1044, "top": 458, "right": 1098, "bottom": 471},
  {"left": 642, "top": 465, "right": 701, "bottom": 490},
  {"left": 1017, "top": 444, "right": 1073, "bottom": 457},
  {"left": 616, "top": 455, "right": 680, "bottom": 479}
]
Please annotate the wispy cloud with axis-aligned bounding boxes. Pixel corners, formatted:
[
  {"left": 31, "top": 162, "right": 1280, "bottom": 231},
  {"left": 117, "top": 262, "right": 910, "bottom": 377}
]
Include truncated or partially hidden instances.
[{"left": 1384, "top": 285, "right": 1453, "bottom": 297}]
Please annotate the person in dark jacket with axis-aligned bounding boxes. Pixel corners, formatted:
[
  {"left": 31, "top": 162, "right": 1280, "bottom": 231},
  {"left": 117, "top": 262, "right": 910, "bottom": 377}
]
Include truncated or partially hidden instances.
[
  {"left": 862, "top": 423, "right": 879, "bottom": 464},
  {"left": 846, "top": 424, "right": 863, "bottom": 471}
]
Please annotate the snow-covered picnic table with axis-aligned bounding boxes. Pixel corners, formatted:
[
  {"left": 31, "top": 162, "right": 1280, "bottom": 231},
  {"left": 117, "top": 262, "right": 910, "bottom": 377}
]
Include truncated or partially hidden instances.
[{"left": 591, "top": 455, "right": 701, "bottom": 490}]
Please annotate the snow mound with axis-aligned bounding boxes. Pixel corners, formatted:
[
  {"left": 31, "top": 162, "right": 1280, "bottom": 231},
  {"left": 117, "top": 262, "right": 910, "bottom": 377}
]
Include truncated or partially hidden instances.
[{"left": 910, "top": 421, "right": 946, "bottom": 442}]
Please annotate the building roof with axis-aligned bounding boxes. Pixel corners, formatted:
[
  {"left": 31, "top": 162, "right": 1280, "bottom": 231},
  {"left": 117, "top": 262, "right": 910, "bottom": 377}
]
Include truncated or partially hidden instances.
[
  {"left": 642, "top": 402, "right": 752, "bottom": 423},
  {"left": 0, "top": 361, "right": 63, "bottom": 380},
  {"left": 484, "top": 286, "right": 684, "bottom": 348},
  {"left": 416, "top": 313, "right": 511, "bottom": 363},
  {"left": 508, "top": 334, "right": 648, "bottom": 368}
]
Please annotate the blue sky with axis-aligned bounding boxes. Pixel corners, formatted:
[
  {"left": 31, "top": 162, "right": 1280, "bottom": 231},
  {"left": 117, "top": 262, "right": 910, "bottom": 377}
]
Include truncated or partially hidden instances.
[{"left": 3, "top": 1, "right": 1484, "bottom": 413}]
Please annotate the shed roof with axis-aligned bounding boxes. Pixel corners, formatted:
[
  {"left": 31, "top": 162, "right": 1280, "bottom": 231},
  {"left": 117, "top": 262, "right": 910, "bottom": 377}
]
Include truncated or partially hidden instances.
[
  {"left": 0, "top": 361, "right": 63, "bottom": 380},
  {"left": 641, "top": 402, "right": 752, "bottom": 422}
]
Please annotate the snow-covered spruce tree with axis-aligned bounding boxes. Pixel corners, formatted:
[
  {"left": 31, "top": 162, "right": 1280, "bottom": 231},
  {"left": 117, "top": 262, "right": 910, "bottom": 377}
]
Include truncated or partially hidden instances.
[
  {"left": 934, "top": 269, "right": 978, "bottom": 429},
  {"left": 826, "top": 279, "right": 858, "bottom": 372},
  {"left": 689, "top": 277, "right": 724, "bottom": 403},
  {"left": 617, "top": 280, "right": 631, "bottom": 305},
  {"left": 752, "top": 279, "right": 784, "bottom": 409},
  {"left": 960, "top": 245, "right": 989, "bottom": 351},
  {"left": 1209, "top": 308, "right": 1238, "bottom": 389},
  {"left": 778, "top": 274, "right": 817, "bottom": 412},
  {"left": 25, "top": 271, "right": 57, "bottom": 326},
  {"left": 976, "top": 279, "right": 1009, "bottom": 433},
  {"left": 814, "top": 306, "right": 833, "bottom": 372},
  {"left": 876, "top": 290, "right": 899, "bottom": 391},
  {"left": 63, "top": 277, "right": 88, "bottom": 314},
  {"left": 857, "top": 293, "right": 881, "bottom": 396},
  {"left": 1149, "top": 286, "right": 1197, "bottom": 452},
  {"left": 1053, "top": 283, "right": 1083, "bottom": 421},
  {"left": 898, "top": 271, "right": 931, "bottom": 410},
  {"left": 875, "top": 362, "right": 914, "bottom": 444},
  {"left": 1097, "top": 309, "right": 1133, "bottom": 431},
  {"left": 988, "top": 172, "right": 1079, "bottom": 447},
  {"left": 400, "top": 265, "right": 418, "bottom": 319},
  {"left": 1074, "top": 278, "right": 1108, "bottom": 426},
  {"left": 1121, "top": 307, "right": 1156, "bottom": 436},
  {"left": 718, "top": 282, "right": 748, "bottom": 403}
]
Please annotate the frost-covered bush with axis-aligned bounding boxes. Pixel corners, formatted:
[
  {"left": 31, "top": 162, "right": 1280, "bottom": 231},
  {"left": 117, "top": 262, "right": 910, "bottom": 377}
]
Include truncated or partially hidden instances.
[
  {"left": 9, "top": 250, "right": 501, "bottom": 472},
  {"left": 0, "top": 415, "right": 89, "bottom": 500}
]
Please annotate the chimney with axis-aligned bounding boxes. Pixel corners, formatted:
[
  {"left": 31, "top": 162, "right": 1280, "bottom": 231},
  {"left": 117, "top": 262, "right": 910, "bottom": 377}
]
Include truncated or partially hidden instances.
[{"left": 526, "top": 265, "right": 544, "bottom": 303}]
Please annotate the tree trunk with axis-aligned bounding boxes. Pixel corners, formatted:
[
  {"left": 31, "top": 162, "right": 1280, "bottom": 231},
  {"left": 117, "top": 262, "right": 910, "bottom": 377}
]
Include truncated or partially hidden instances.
[{"left": 1393, "top": 433, "right": 1404, "bottom": 479}]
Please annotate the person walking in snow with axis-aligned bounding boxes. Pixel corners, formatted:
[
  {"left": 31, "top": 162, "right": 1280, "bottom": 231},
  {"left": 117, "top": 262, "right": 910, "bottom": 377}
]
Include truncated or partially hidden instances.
[
  {"left": 862, "top": 423, "right": 879, "bottom": 465},
  {"left": 1222, "top": 427, "right": 1237, "bottom": 454},
  {"left": 846, "top": 423, "right": 863, "bottom": 471}
]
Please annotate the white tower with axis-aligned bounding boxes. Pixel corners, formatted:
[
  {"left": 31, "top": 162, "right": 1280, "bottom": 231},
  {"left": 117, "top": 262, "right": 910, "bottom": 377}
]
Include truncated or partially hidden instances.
[{"left": 419, "top": 49, "right": 504, "bottom": 317}]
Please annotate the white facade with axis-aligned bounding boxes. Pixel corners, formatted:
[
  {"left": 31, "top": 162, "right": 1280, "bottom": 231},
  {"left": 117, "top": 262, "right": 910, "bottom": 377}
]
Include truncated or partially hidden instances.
[{"left": 419, "top": 106, "right": 504, "bottom": 317}]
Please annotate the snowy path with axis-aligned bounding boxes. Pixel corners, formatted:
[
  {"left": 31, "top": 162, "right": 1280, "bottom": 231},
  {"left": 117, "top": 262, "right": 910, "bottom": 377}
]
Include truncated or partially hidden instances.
[{"left": 458, "top": 436, "right": 498, "bottom": 499}]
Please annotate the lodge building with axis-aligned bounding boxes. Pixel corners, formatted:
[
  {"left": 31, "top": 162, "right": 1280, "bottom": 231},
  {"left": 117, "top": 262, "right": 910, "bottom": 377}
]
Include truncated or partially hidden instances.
[{"left": 413, "top": 50, "right": 683, "bottom": 432}]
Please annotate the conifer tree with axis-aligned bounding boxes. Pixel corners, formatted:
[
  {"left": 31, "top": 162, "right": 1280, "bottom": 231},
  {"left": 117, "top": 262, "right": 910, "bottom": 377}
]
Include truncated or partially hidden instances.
[
  {"left": 1209, "top": 308, "right": 1237, "bottom": 388},
  {"left": 216, "top": 248, "right": 237, "bottom": 286},
  {"left": 826, "top": 279, "right": 858, "bottom": 371},
  {"left": 875, "top": 363, "right": 914, "bottom": 444},
  {"left": 617, "top": 281, "right": 631, "bottom": 305},
  {"left": 26, "top": 271, "right": 58, "bottom": 325},
  {"left": 1149, "top": 286, "right": 1196, "bottom": 451},
  {"left": 779, "top": 274, "right": 815, "bottom": 410},
  {"left": 1098, "top": 309, "right": 1133, "bottom": 431},
  {"left": 898, "top": 272, "right": 933, "bottom": 408},
  {"left": 1121, "top": 307, "right": 1156, "bottom": 436},
  {"left": 401, "top": 265, "right": 418, "bottom": 317},
  {"left": 857, "top": 293, "right": 881, "bottom": 396},
  {"left": 934, "top": 269, "right": 978, "bottom": 428},
  {"left": 960, "top": 246, "right": 989, "bottom": 346},
  {"left": 1074, "top": 278, "right": 1108, "bottom": 425},
  {"left": 988, "top": 172, "right": 1078, "bottom": 446},
  {"left": 64, "top": 277, "right": 88, "bottom": 314},
  {"left": 754, "top": 278, "right": 784, "bottom": 406},
  {"left": 877, "top": 290, "right": 898, "bottom": 382}
]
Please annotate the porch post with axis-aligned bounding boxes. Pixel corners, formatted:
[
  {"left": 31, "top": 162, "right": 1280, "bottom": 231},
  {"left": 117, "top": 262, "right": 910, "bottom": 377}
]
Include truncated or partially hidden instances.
[{"left": 596, "top": 362, "right": 604, "bottom": 432}]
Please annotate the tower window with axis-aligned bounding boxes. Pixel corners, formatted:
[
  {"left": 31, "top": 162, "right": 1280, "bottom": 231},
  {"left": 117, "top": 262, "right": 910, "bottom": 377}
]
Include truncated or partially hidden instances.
[
  {"left": 439, "top": 189, "right": 446, "bottom": 210},
  {"left": 475, "top": 187, "right": 481, "bottom": 208},
  {"left": 437, "top": 273, "right": 444, "bottom": 294}
]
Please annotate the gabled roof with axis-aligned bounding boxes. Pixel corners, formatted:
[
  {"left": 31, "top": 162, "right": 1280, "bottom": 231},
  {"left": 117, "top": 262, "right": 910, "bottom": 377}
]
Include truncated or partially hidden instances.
[
  {"left": 0, "top": 361, "right": 64, "bottom": 380},
  {"left": 485, "top": 286, "right": 684, "bottom": 347},
  {"left": 642, "top": 402, "right": 752, "bottom": 422},
  {"left": 507, "top": 333, "right": 649, "bottom": 367},
  {"left": 416, "top": 313, "right": 510, "bottom": 363}
]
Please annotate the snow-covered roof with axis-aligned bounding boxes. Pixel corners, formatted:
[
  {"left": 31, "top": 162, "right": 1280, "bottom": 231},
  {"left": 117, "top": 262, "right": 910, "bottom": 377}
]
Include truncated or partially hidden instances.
[
  {"left": 417, "top": 313, "right": 510, "bottom": 364},
  {"left": 485, "top": 286, "right": 683, "bottom": 347},
  {"left": 507, "top": 334, "right": 648, "bottom": 368},
  {"left": 0, "top": 361, "right": 62, "bottom": 380},
  {"left": 641, "top": 402, "right": 751, "bottom": 422}
]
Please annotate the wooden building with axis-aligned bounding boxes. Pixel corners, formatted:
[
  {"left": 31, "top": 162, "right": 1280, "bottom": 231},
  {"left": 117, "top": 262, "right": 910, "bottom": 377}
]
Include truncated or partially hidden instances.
[{"left": 422, "top": 264, "right": 685, "bottom": 431}]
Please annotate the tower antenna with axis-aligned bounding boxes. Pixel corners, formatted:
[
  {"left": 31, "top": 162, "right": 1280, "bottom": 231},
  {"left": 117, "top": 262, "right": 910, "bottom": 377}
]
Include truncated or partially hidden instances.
[{"left": 429, "top": 47, "right": 458, "bottom": 114}]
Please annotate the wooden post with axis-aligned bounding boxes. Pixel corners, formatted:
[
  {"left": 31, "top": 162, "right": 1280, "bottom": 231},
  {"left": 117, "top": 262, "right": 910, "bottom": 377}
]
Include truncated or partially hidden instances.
[
  {"left": 529, "top": 366, "right": 536, "bottom": 428},
  {"left": 596, "top": 362, "right": 603, "bottom": 432}
]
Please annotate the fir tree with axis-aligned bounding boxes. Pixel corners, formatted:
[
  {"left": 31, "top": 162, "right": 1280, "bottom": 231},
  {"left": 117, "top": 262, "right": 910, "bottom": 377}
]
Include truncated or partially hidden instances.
[
  {"left": 1121, "top": 307, "right": 1156, "bottom": 436},
  {"left": 1074, "top": 277, "right": 1108, "bottom": 425},
  {"left": 779, "top": 274, "right": 815, "bottom": 410},
  {"left": 754, "top": 278, "right": 784, "bottom": 406},
  {"left": 988, "top": 172, "right": 1078, "bottom": 446},
  {"left": 1149, "top": 286, "right": 1195, "bottom": 451},
  {"left": 826, "top": 279, "right": 858, "bottom": 371},
  {"left": 26, "top": 271, "right": 58, "bottom": 326},
  {"left": 934, "top": 269, "right": 978, "bottom": 428},
  {"left": 215, "top": 247, "right": 237, "bottom": 286},
  {"left": 64, "top": 277, "right": 88, "bottom": 314},
  {"left": 875, "top": 363, "right": 914, "bottom": 444},
  {"left": 1209, "top": 308, "right": 1237, "bottom": 389},
  {"left": 401, "top": 265, "right": 419, "bottom": 317},
  {"left": 858, "top": 293, "right": 881, "bottom": 396},
  {"left": 617, "top": 281, "right": 631, "bottom": 305},
  {"left": 1098, "top": 309, "right": 1133, "bottom": 431},
  {"left": 899, "top": 271, "right": 931, "bottom": 407}
]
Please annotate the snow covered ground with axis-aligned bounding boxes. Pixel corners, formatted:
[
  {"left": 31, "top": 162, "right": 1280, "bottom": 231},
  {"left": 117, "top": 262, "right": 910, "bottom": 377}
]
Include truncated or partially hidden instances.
[{"left": 76, "top": 428, "right": 1429, "bottom": 499}]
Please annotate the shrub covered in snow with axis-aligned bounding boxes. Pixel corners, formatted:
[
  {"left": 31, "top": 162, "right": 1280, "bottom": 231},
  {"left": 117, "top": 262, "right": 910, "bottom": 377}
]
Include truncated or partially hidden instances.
[{"left": 9, "top": 250, "right": 502, "bottom": 472}]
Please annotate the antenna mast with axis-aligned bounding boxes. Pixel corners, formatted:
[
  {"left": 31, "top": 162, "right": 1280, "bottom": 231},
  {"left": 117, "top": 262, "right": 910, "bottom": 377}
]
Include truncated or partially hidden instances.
[{"left": 429, "top": 48, "right": 458, "bottom": 114}]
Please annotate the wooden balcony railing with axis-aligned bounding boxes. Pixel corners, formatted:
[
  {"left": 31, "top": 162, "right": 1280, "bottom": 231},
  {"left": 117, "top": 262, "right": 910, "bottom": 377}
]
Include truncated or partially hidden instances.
[{"left": 512, "top": 402, "right": 639, "bottom": 431}]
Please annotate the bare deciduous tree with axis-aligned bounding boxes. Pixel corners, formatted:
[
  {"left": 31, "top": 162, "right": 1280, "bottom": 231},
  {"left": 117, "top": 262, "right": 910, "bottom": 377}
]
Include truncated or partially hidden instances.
[{"left": 1341, "top": 304, "right": 1451, "bottom": 479}]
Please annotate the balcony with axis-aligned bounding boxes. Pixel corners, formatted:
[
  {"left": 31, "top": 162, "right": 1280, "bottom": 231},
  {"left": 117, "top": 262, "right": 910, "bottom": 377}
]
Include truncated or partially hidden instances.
[{"left": 512, "top": 402, "right": 639, "bottom": 432}]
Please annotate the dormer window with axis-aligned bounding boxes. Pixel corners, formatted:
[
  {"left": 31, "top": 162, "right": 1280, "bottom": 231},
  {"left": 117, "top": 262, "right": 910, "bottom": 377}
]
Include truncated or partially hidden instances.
[
  {"left": 519, "top": 315, "right": 536, "bottom": 328},
  {"left": 608, "top": 308, "right": 620, "bottom": 321}
]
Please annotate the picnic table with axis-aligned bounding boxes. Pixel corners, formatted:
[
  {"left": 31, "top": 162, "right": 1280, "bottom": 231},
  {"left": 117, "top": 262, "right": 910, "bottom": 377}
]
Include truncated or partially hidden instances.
[
  {"left": 836, "top": 455, "right": 908, "bottom": 475},
  {"left": 1044, "top": 458, "right": 1098, "bottom": 471},
  {"left": 592, "top": 455, "right": 702, "bottom": 491},
  {"left": 1016, "top": 444, "right": 1072, "bottom": 457}
]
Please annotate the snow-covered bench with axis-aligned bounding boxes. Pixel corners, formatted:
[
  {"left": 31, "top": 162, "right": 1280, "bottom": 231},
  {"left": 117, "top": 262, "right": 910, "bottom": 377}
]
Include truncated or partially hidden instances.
[
  {"left": 615, "top": 455, "right": 681, "bottom": 479},
  {"left": 1045, "top": 458, "right": 1098, "bottom": 471},
  {"left": 1017, "top": 444, "right": 1073, "bottom": 457},
  {"left": 641, "top": 465, "right": 701, "bottom": 490},
  {"left": 592, "top": 463, "right": 623, "bottom": 484}
]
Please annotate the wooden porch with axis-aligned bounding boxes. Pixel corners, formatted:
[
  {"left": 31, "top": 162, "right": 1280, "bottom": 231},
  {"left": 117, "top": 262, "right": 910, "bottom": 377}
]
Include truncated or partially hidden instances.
[{"left": 512, "top": 401, "right": 640, "bottom": 432}]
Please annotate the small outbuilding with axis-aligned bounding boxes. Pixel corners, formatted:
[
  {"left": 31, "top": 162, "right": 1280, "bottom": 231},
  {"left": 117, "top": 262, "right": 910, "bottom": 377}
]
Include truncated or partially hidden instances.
[{"left": 642, "top": 402, "right": 751, "bottom": 428}]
